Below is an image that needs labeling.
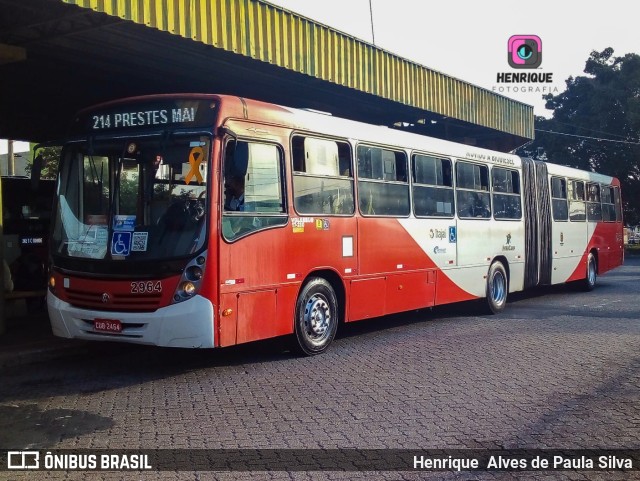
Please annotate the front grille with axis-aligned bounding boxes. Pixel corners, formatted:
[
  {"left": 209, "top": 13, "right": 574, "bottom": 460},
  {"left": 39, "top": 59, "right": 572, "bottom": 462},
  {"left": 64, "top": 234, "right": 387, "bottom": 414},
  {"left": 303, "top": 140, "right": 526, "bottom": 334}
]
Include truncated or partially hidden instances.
[{"left": 66, "top": 288, "right": 162, "bottom": 312}]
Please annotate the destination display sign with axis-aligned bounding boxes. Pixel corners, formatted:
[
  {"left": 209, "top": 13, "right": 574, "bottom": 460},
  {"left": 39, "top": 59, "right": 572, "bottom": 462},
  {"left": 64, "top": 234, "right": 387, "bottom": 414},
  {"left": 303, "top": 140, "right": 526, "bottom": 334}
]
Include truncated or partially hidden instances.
[{"left": 74, "top": 98, "right": 218, "bottom": 133}]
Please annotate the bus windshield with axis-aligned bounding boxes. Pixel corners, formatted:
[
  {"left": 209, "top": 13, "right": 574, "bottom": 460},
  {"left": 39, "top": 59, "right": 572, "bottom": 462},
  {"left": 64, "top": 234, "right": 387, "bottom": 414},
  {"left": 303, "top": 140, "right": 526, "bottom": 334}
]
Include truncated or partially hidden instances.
[{"left": 51, "top": 134, "right": 210, "bottom": 261}]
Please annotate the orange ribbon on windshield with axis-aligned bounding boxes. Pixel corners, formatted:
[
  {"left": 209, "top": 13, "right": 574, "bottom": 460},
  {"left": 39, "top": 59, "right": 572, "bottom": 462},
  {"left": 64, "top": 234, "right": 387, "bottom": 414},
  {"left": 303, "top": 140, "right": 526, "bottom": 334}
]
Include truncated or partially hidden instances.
[{"left": 185, "top": 146, "right": 204, "bottom": 184}]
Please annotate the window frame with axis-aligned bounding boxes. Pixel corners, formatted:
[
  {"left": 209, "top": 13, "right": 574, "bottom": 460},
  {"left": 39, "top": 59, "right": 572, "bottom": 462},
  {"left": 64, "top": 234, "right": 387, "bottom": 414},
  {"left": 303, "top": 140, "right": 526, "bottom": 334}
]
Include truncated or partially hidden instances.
[
  {"left": 550, "top": 176, "right": 568, "bottom": 222},
  {"left": 411, "top": 152, "right": 455, "bottom": 218},
  {"left": 586, "top": 182, "right": 602, "bottom": 221},
  {"left": 614, "top": 186, "right": 622, "bottom": 222},
  {"left": 491, "top": 166, "right": 522, "bottom": 221},
  {"left": 356, "top": 143, "right": 410, "bottom": 218},
  {"left": 455, "top": 160, "right": 491, "bottom": 220},
  {"left": 601, "top": 184, "right": 616, "bottom": 222},
  {"left": 568, "top": 179, "right": 586, "bottom": 222},
  {"left": 290, "top": 134, "right": 355, "bottom": 217},
  {"left": 221, "top": 137, "right": 288, "bottom": 242}
]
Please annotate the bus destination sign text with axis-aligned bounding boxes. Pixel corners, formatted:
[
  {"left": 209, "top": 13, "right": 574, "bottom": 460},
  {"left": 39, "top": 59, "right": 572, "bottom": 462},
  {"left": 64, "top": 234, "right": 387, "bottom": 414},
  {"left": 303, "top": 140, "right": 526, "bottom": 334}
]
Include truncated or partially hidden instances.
[
  {"left": 91, "top": 107, "right": 196, "bottom": 130},
  {"left": 77, "top": 99, "right": 218, "bottom": 133}
]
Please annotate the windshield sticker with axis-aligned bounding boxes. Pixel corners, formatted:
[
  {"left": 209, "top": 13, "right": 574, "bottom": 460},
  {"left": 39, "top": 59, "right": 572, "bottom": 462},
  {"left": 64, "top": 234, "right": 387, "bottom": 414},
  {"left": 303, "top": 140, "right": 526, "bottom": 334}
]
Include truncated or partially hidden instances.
[
  {"left": 66, "top": 225, "right": 109, "bottom": 259},
  {"left": 131, "top": 232, "right": 149, "bottom": 252},
  {"left": 96, "top": 227, "right": 109, "bottom": 243},
  {"left": 113, "top": 215, "right": 136, "bottom": 231},
  {"left": 184, "top": 146, "right": 205, "bottom": 185},
  {"left": 67, "top": 241, "right": 108, "bottom": 259},
  {"left": 111, "top": 232, "right": 132, "bottom": 257}
]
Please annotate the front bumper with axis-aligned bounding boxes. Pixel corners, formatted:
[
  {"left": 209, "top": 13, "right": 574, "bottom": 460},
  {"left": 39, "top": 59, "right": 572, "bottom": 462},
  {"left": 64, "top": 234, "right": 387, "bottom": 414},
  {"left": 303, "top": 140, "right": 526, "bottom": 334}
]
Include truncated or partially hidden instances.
[{"left": 47, "top": 292, "right": 216, "bottom": 348}]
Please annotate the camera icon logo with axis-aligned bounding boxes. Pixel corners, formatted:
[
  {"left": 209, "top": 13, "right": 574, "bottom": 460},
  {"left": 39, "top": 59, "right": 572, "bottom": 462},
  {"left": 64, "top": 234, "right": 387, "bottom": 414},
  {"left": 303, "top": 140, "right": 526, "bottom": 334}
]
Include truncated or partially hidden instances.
[{"left": 508, "top": 35, "right": 542, "bottom": 69}]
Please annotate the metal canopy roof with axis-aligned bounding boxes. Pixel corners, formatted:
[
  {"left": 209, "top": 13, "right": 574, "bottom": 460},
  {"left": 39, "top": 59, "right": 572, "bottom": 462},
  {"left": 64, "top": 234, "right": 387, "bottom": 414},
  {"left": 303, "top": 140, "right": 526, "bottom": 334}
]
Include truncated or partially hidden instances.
[{"left": 0, "top": 0, "right": 533, "bottom": 151}]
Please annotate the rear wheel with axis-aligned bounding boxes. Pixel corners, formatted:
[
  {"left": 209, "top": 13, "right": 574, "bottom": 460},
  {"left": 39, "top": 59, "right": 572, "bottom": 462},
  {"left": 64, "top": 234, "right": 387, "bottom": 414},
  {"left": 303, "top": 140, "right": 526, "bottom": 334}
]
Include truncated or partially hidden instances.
[
  {"left": 293, "top": 277, "right": 338, "bottom": 356},
  {"left": 582, "top": 252, "right": 597, "bottom": 291},
  {"left": 486, "top": 261, "right": 508, "bottom": 314}
]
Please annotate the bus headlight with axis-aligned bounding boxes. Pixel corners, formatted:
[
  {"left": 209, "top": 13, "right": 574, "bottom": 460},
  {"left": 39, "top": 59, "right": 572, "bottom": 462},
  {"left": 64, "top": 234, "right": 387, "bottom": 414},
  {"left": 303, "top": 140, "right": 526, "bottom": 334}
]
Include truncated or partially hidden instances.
[
  {"left": 185, "top": 266, "right": 203, "bottom": 281},
  {"left": 171, "top": 251, "right": 207, "bottom": 304},
  {"left": 182, "top": 281, "right": 197, "bottom": 296}
]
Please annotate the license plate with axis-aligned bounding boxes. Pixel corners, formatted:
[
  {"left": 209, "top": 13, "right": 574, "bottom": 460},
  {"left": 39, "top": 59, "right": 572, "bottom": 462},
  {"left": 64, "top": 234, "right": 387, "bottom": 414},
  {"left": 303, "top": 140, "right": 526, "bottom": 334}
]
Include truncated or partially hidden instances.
[{"left": 94, "top": 318, "right": 122, "bottom": 333}]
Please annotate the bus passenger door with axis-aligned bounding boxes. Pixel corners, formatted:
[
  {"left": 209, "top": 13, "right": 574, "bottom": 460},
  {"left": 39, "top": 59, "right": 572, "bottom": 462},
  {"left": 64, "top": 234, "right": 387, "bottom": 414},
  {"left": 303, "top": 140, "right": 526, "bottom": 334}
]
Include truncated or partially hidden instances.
[
  {"left": 552, "top": 180, "right": 588, "bottom": 284},
  {"left": 217, "top": 136, "right": 290, "bottom": 346}
]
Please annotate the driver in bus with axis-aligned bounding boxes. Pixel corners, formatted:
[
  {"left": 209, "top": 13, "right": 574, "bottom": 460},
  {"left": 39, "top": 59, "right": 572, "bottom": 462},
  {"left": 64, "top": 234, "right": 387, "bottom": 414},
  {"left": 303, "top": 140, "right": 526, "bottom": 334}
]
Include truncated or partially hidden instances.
[{"left": 224, "top": 175, "right": 245, "bottom": 211}]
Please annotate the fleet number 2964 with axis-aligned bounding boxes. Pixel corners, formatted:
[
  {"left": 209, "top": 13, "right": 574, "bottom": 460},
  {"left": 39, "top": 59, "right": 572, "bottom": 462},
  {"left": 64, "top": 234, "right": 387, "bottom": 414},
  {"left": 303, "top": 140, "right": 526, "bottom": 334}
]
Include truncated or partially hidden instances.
[{"left": 131, "top": 281, "right": 162, "bottom": 294}]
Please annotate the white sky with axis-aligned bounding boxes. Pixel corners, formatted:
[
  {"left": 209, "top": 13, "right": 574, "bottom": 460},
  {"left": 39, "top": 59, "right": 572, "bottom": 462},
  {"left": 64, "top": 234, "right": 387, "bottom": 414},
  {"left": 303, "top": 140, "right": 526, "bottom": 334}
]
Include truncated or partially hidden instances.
[
  {"left": 266, "top": 0, "right": 639, "bottom": 116},
  {"left": 3, "top": 0, "right": 637, "bottom": 153},
  {"left": 0, "top": 139, "right": 29, "bottom": 155}
]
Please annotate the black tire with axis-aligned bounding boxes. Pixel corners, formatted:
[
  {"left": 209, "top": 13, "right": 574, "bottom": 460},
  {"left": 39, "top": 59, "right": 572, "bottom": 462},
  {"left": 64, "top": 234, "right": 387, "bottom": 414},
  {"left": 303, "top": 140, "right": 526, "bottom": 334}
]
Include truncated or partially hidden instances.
[
  {"left": 582, "top": 252, "right": 597, "bottom": 292},
  {"left": 293, "top": 277, "right": 339, "bottom": 356},
  {"left": 486, "top": 261, "right": 508, "bottom": 314}
]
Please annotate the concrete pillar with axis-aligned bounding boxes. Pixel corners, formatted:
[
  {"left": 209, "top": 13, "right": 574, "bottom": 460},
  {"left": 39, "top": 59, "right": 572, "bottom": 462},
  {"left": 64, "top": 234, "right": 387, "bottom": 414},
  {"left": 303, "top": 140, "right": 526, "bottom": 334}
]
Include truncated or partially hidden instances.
[{"left": 7, "top": 140, "right": 14, "bottom": 176}]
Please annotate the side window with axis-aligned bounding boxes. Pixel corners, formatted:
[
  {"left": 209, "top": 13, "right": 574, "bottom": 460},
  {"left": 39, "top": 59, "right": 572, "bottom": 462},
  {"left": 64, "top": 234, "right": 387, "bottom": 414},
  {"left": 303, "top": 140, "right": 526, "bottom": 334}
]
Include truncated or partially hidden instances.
[
  {"left": 412, "top": 154, "right": 454, "bottom": 217},
  {"left": 614, "top": 186, "right": 622, "bottom": 222},
  {"left": 292, "top": 136, "right": 354, "bottom": 215},
  {"left": 551, "top": 176, "right": 568, "bottom": 221},
  {"left": 492, "top": 167, "right": 522, "bottom": 220},
  {"left": 586, "top": 182, "right": 602, "bottom": 221},
  {"left": 456, "top": 161, "right": 491, "bottom": 219},
  {"left": 601, "top": 185, "right": 616, "bottom": 222},
  {"left": 568, "top": 180, "right": 586, "bottom": 222},
  {"left": 357, "top": 145, "right": 410, "bottom": 216},
  {"left": 222, "top": 140, "right": 287, "bottom": 241}
]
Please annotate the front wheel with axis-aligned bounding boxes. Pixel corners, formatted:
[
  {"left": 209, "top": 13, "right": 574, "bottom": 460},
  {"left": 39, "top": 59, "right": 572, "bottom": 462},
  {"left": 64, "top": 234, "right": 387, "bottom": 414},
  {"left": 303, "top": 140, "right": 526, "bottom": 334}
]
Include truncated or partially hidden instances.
[
  {"left": 293, "top": 277, "right": 339, "bottom": 356},
  {"left": 486, "top": 261, "right": 508, "bottom": 314},
  {"left": 582, "top": 252, "right": 597, "bottom": 291}
]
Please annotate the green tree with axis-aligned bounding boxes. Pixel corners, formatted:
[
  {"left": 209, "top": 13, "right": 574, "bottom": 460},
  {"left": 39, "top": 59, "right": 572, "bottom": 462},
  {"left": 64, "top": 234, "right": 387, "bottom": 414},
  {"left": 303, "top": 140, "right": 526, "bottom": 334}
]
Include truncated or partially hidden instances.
[
  {"left": 517, "top": 48, "right": 640, "bottom": 224},
  {"left": 24, "top": 145, "right": 61, "bottom": 180}
]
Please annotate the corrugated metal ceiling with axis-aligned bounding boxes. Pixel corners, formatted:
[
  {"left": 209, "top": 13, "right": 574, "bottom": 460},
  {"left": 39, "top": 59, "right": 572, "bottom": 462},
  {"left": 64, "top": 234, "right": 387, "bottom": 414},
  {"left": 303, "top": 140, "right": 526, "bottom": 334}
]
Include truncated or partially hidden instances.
[
  {"left": 0, "top": 0, "right": 532, "bottom": 150},
  {"left": 60, "top": 0, "right": 533, "bottom": 140}
]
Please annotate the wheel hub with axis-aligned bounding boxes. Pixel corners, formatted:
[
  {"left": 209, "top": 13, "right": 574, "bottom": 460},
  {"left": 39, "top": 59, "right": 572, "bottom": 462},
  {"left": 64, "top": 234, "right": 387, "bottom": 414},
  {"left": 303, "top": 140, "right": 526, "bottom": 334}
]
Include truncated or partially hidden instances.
[
  {"left": 304, "top": 295, "right": 330, "bottom": 337},
  {"left": 588, "top": 258, "right": 596, "bottom": 285},
  {"left": 491, "top": 271, "right": 506, "bottom": 305}
]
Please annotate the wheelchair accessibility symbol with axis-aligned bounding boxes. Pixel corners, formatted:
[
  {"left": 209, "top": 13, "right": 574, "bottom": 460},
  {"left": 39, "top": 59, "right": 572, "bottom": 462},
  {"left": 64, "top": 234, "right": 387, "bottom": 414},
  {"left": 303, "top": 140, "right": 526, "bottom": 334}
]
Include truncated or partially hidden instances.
[
  {"left": 448, "top": 226, "right": 457, "bottom": 243},
  {"left": 111, "top": 231, "right": 132, "bottom": 256}
]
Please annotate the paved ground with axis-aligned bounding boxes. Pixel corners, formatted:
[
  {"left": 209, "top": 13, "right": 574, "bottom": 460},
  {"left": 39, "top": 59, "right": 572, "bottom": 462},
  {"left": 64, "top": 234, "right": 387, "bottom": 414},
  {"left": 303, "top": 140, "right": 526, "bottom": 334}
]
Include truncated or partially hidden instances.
[{"left": 1, "top": 257, "right": 639, "bottom": 480}]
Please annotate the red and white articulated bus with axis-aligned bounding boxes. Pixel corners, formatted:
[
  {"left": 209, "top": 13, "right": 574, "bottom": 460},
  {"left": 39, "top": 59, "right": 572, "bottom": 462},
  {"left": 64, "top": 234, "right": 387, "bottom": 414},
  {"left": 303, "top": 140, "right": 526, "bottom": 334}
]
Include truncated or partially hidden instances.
[{"left": 47, "top": 94, "right": 624, "bottom": 355}]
